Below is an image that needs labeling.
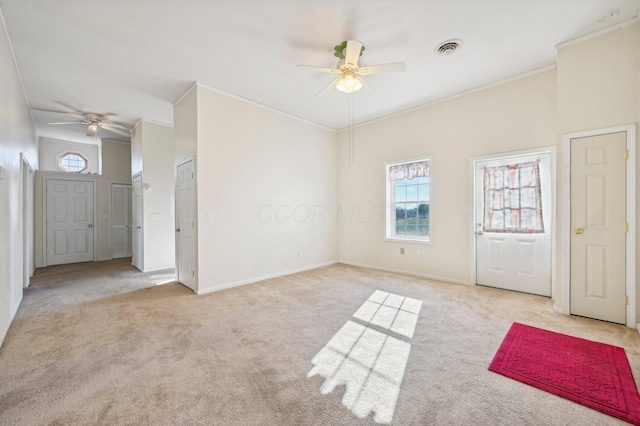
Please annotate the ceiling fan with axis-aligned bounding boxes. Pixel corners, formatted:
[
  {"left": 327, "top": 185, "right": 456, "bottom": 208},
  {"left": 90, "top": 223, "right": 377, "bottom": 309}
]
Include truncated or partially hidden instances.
[
  {"left": 34, "top": 105, "right": 131, "bottom": 138},
  {"left": 297, "top": 40, "right": 406, "bottom": 95}
]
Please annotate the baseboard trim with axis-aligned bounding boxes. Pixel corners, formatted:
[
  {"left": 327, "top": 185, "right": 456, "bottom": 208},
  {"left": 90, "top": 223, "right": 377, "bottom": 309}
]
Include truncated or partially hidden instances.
[
  {"left": 0, "top": 318, "right": 13, "bottom": 348},
  {"left": 0, "top": 321, "right": 9, "bottom": 349},
  {"left": 636, "top": 323, "right": 640, "bottom": 336},
  {"left": 141, "top": 266, "right": 175, "bottom": 273},
  {"left": 553, "top": 303, "right": 565, "bottom": 314},
  {"left": 0, "top": 296, "right": 21, "bottom": 349},
  {"left": 196, "top": 260, "right": 339, "bottom": 295},
  {"left": 338, "top": 261, "right": 471, "bottom": 286}
]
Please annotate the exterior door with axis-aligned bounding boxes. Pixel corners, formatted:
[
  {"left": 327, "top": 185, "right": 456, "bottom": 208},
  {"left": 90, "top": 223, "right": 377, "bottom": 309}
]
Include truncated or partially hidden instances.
[
  {"left": 475, "top": 152, "right": 552, "bottom": 296},
  {"left": 570, "top": 132, "right": 626, "bottom": 324},
  {"left": 176, "top": 160, "right": 196, "bottom": 291},
  {"left": 132, "top": 174, "right": 143, "bottom": 271},
  {"left": 111, "top": 183, "right": 132, "bottom": 259},
  {"left": 46, "top": 179, "right": 94, "bottom": 265}
]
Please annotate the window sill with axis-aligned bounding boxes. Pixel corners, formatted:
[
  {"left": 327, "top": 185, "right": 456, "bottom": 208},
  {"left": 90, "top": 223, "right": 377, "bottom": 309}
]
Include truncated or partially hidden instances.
[{"left": 384, "top": 236, "right": 431, "bottom": 245}]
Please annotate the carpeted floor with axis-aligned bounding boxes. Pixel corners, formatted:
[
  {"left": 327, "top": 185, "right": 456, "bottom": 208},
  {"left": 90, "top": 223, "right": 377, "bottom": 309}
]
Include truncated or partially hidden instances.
[{"left": 1, "top": 260, "right": 639, "bottom": 425}]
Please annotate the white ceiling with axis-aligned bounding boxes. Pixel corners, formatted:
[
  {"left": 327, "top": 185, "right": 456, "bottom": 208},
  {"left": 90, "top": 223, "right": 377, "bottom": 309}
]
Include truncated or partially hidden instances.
[{"left": 2, "top": 0, "right": 640, "bottom": 144}]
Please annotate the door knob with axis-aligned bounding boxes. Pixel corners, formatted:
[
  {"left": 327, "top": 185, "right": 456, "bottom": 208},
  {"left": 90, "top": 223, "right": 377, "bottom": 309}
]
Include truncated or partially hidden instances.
[
  {"left": 88, "top": 224, "right": 93, "bottom": 228},
  {"left": 176, "top": 228, "right": 181, "bottom": 232},
  {"left": 574, "top": 227, "right": 584, "bottom": 234}
]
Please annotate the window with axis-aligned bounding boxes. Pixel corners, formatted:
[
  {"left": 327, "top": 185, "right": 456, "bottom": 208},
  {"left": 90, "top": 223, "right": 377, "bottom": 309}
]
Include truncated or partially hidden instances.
[
  {"left": 58, "top": 152, "right": 88, "bottom": 173},
  {"left": 385, "top": 158, "right": 430, "bottom": 242},
  {"left": 483, "top": 161, "right": 544, "bottom": 233}
]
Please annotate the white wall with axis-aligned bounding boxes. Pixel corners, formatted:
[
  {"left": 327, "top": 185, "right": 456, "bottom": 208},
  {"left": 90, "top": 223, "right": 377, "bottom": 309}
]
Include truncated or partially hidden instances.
[
  {"left": 38, "top": 138, "right": 99, "bottom": 174},
  {"left": 173, "top": 88, "right": 197, "bottom": 167},
  {"left": 0, "top": 9, "right": 38, "bottom": 346},
  {"left": 98, "top": 139, "right": 132, "bottom": 260},
  {"left": 131, "top": 120, "right": 175, "bottom": 272},
  {"left": 337, "top": 69, "right": 557, "bottom": 284},
  {"left": 556, "top": 23, "right": 639, "bottom": 319},
  {"left": 175, "top": 84, "right": 338, "bottom": 293}
]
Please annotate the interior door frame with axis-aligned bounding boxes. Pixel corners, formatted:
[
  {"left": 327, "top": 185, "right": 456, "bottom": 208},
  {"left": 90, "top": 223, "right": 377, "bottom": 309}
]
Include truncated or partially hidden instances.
[
  {"left": 20, "top": 154, "right": 34, "bottom": 288},
  {"left": 175, "top": 157, "right": 197, "bottom": 292},
  {"left": 110, "top": 182, "right": 133, "bottom": 259},
  {"left": 469, "top": 146, "right": 557, "bottom": 292},
  {"left": 131, "top": 172, "right": 143, "bottom": 271},
  {"left": 42, "top": 173, "right": 97, "bottom": 267},
  {"left": 561, "top": 124, "right": 636, "bottom": 328}
]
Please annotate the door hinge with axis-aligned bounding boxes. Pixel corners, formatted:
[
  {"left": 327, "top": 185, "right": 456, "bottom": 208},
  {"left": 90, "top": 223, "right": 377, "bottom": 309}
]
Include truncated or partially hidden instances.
[
  {"left": 626, "top": 150, "right": 629, "bottom": 160},
  {"left": 192, "top": 172, "right": 194, "bottom": 179},
  {"left": 625, "top": 223, "right": 629, "bottom": 233},
  {"left": 192, "top": 221, "right": 195, "bottom": 228},
  {"left": 625, "top": 295, "right": 628, "bottom": 305},
  {"left": 192, "top": 270, "right": 195, "bottom": 277}
]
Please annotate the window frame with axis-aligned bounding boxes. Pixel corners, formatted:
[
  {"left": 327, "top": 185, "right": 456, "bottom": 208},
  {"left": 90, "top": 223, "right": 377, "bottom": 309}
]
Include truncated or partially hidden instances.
[
  {"left": 57, "top": 151, "right": 88, "bottom": 173},
  {"left": 384, "top": 156, "right": 432, "bottom": 244}
]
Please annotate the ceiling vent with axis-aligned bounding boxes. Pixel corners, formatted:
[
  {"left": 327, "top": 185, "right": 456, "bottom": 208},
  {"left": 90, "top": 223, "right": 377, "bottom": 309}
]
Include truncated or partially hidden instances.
[{"left": 435, "top": 39, "right": 462, "bottom": 56}]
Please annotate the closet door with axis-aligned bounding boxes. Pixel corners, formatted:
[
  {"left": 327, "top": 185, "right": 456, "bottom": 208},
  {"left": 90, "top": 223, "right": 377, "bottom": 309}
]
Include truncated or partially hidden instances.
[{"left": 112, "top": 183, "right": 132, "bottom": 258}]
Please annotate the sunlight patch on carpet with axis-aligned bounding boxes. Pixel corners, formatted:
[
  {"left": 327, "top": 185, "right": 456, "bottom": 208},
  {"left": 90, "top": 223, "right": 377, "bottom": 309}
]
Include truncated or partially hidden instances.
[{"left": 308, "top": 291, "right": 422, "bottom": 424}]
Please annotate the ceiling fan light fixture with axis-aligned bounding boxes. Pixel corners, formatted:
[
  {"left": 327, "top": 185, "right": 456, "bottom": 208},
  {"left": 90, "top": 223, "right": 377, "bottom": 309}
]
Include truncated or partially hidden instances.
[
  {"left": 336, "top": 71, "right": 363, "bottom": 93},
  {"left": 86, "top": 123, "right": 98, "bottom": 137}
]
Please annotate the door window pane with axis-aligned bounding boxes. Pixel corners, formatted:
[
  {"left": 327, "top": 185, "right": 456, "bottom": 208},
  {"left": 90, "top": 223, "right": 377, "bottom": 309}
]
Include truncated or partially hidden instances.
[{"left": 483, "top": 161, "right": 544, "bottom": 233}]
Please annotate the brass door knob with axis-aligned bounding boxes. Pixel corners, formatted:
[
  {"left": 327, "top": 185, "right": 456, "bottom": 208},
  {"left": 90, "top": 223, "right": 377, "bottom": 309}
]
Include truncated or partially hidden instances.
[{"left": 574, "top": 227, "right": 584, "bottom": 234}]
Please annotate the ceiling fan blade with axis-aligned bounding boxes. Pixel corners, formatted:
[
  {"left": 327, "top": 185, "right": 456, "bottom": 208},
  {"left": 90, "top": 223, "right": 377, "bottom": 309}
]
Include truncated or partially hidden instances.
[
  {"left": 358, "top": 62, "right": 406, "bottom": 75},
  {"left": 99, "top": 120, "right": 128, "bottom": 130},
  {"left": 99, "top": 123, "right": 131, "bottom": 137},
  {"left": 48, "top": 121, "right": 86, "bottom": 125},
  {"left": 51, "top": 100, "right": 85, "bottom": 115},
  {"left": 344, "top": 40, "right": 363, "bottom": 68},
  {"left": 297, "top": 65, "right": 342, "bottom": 74},
  {"left": 32, "top": 108, "right": 86, "bottom": 120},
  {"left": 316, "top": 77, "right": 340, "bottom": 97},
  {"left": 32, "top": 108, "right": 69, "bottom": 115}
]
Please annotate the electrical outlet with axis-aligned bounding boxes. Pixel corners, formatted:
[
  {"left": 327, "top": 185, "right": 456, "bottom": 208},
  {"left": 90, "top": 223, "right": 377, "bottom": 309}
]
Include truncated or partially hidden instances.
[
  {"left": 297, "top": 252, "right": 302, "bottom": 258},
  {"left": 417, "top": 249, "right": 424, "bottom": 257},
  {"left": 400, "top": 247, "right": 405, "bottom": 255}
]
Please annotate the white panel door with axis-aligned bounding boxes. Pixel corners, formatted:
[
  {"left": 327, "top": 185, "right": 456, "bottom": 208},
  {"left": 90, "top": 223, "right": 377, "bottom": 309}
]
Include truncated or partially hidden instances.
[
  {"left": 176, "top": 160, "right": 196, "bottom": 291},
  {"left": 570, "top": 132, "right": 626, "bottom": 324},
  {"left": 111, "top": 183, "right": 132, "bottom": 259},
  {"left": 46, "top": 179, "right": 94, "bottom": 265},
  {"left": 132, "top": 174, "right": 143, "bottom": 271},
  {"left": 475, "top": 152, "right": 552, "bottom": 296}
]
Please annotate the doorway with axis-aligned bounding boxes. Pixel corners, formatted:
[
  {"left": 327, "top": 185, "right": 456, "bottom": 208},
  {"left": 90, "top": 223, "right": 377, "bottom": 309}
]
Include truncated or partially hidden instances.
[
  {"left": 45, "top": 178, "right": 95, "bottom": 266},
  {"left": 563, "top": 125, "right": 636, "bottom": 326},
  {"left": 176, "top": 159, "right": 196, "bottom": 292},
  {"left": 111, "top": 183, "right": 132, "bottom": 259},
  {"left": 472, "top": 148, "right": 554, "bottom": 297},
  {"left": 21, "top": 155, "right": 34, "bottom": 287},
  {"left": 132, "top": 173, "right": 143, "bottom": 271}
]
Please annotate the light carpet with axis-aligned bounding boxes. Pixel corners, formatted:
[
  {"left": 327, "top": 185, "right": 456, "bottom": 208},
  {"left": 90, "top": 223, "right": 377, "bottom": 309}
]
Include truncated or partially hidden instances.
[{"left": 1, "top": 259, "right": 640, "bottom": 425}]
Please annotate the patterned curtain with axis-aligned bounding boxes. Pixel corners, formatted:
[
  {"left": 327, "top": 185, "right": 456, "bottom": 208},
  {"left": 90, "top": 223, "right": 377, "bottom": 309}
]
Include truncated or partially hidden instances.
[
  {"left": 483, "top": 161, "right": 544, "bottom": 233},
  {"left": 388, "top": 161, "right": 429, "bottom": 181}
]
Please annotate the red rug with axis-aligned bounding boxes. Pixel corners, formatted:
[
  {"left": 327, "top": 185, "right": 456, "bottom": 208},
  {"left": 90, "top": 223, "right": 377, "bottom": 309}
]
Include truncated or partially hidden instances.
[{"left": 489, "top": 322, "right": 640, "bottom": 425}]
